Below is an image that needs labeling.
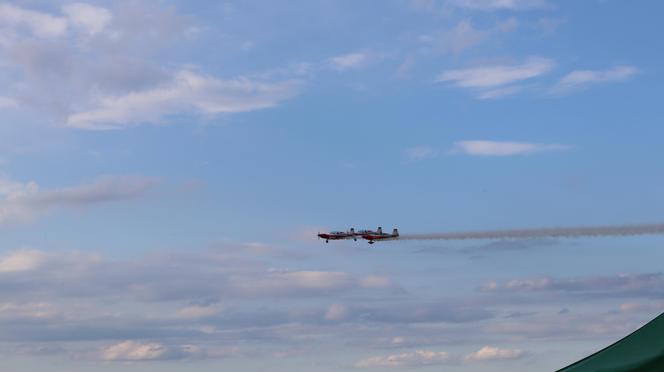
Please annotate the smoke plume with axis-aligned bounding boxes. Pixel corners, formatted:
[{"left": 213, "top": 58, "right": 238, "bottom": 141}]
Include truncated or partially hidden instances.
[{"left": 399, "top": 223, "right": 664, "bottom": 241}]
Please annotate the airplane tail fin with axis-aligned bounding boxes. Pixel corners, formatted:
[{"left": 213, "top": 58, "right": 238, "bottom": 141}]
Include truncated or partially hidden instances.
[
  {"left": 392, "top": 228, "right": 399, "bottom": 237},
  {"left": 377, "top": 226, "right": 383, "bottom": 234}
]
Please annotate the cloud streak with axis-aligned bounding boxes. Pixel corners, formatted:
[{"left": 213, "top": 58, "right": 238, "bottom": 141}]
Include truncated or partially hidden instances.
[
  {"left": 436, "top": 57, "right": 554, "bottom": 98},
  {"left": 450, "top": 0, "right": 550, "bottom": 11},
  {"left": 355, "top": 345, "right": 526, "bottom": 368},
  {"left": 0, "top": 4, "right": 68, "bottom": 38},
  {"left": 66, "top": 70, "right": 302, "bottom": 129},
  {"left": 449, "top": 140, "right": 570, "bottom": 156},
  {"left": 328, "top": 52, "right": 374, "bottom": 71},
  {"left": 101, "top": 341, "right": 202, "bottom": 361},
  {"left": 482, "top": 272, "right": 664, "bottom": 298},
  {"left": 405, "top": 146, "right": 437, "bottom": 161},
  {"left": 552, "top": 65, "right": 638, "bottom": 93},
  {"left": 463, "top": 346, "right": 526, "bottom": 362},
  {"left": 355, "top": 350, "right": 452, "bottom": 368},
  {"left": 0, "top": 175, "right": 157, "bottom": 225}
]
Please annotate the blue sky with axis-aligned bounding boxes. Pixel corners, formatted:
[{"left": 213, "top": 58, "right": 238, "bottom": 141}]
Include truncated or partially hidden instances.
[{"left": 0, "top": 0, "right": 663, "bottom": 370}]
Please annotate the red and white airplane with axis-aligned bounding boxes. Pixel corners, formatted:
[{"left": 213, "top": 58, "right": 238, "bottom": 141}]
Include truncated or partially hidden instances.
[
  {"left": 362, "top": 227, "right": 399, "bottom": 244},
  {"left": 318, "top": 228, "right": 358, "bottom": 243}
]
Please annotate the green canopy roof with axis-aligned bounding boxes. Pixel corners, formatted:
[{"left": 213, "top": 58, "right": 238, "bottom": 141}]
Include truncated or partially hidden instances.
[{"left": 558, "top": 312, "right": 664, "bottom": 372}]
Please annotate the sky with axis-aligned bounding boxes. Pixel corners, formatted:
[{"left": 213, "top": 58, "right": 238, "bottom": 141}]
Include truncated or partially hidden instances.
[{"left": 0, "top": 0, "right": 663, "bottom": 370}]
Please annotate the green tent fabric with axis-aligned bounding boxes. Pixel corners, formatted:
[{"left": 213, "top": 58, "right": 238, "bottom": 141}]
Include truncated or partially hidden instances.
[{"left": 558, "top": 312, "right": 664, "bottom": 372}]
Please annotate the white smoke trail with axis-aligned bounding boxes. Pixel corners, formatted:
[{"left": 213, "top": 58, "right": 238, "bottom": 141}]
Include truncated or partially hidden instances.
[{"left": 399, "top": 223, "right": 664, "bottom": 241}]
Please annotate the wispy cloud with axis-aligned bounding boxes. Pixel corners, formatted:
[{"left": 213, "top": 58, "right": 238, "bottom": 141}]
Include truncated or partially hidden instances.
[
  {"left": 552, "top": 65, "right": 639, "bottom": 93},
  {"left": 355, "top": 345, "right": 526, "bottom": 368},
  {"left": 405, "top": 146, "right": 437, "bottom": 161},
  {"left": 437, "top": 58, "right": 553, "bottom": 88},
  {"left": 0, "top": 3, "right": 68, "bottom": 38},
  {"left": 450, "top": 0, "right": 550, "bottom": 11},
  {"left": 62, "top": 3, "right": 113, "bottom": 36},
  {"left": 0, "top": 97, "right": 18, "bottom": 109},
  {"left": 419, "top": 21, "right": 486, "bottom": 55},
  {"left": 0, "top": 248, "right": 394, "bottom": 302},
  {"left": 436, "top": 57, "right": 554, "bottom": 98},
  {"left": 101, "top": 341, "right": 202, "bottom": 361},
  {"left": 477, "top": 85, "right": 523, "bottom": 99},
  {"left": 485, "top": 310, "right": 648, "bottom": 341},
  {"left": 66, "top": 70, "right": 301, "bottom": 129},
  {"left": 0, "top": 175, "right": 158, "bottom": 225},
  {"left": 463, "top": 346, "right": 526, "bottom": 362},
  {"left": 328, "top": 52, "right": 374, "bottom": 71},
  {"left": 417, "top": 18, "right": 519, "bottom": 55},
  {"left": 355, "top": 350, "right": 452, "bottom": 368},
  {"left": 481, "top": 272, "right": 664, "bottom": 297},
  {"left": 408, "top": 0, "right": 549, "bottom": 14},
  {"left": 0, "top": 2, "right": 303, "bottom": 129},
  {"left": 0, "top": 245, "right": 495, "bottom": 357},
  {"left": 0, "top": 250, "right": 46, "bottom": 273},
  {"left": 449, "top": 140, "right": 570, "bottom": 156}
]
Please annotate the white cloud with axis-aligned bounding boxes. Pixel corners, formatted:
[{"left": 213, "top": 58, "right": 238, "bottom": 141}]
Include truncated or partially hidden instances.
[
  {"left": 436, "top": 58, "right": 554, "bottom": 99},
  {"left": 176, "top": 304, "right": 224, "bottom": 319},
  {"left": 328, "top": 52, "right": 372, "bottom": 71},
  {"left": 355, "top": 350, "right": 451, "bottom": 368},
  {"left": 0, "top": 4, "right": 68, "bottom": 38},
  {"left": 481, "top": 272, "right": 664, "bottom": 297},
  {"left": 395, "top": 56, "right": 415, "bottom": 79},
  {"left": 360, "top": 275, "right": 392, "bottom": 288},
  {"left": 485, "top": 310, "right": 646, "bottom": 342},
  {"left": 0, "top": 179, "right": 41, "bottom": 224},
  {"left": 0, "top": 245, "right": 501, "bottom": 359},
  {"left": 66, "top": 70, "right": 301, "bottom": 129},
  {"left": 464, "top": 346, "right": 525, "bottom": 362},
  {"left": 0, "top": 302, "right": 56, "bottom": 319},
  {"left": 408, "top": 0, "right": 547, "bottom": 14},
  {"left": 618, "top": 302, "right": 663, "bottom": 314},
  {"left": 33, "top": 175, "right": 157, "bottom": 205},
  {"left": 62, "top": 3, "right": 112, "bottom": 36},
  {"left": 0, "top": 247, "right": 395, "bottom": 303},
  {"left": 405, "top": 146, "right": 437, "bottom": 161},
  {"left": 477, "top": 85, "right": 523, "bottom": 99},
  {"left": 232, "top": 270, "right": 358, "bottom": 295},
  {"left": 450, "top": 0, "right": 549, "bottom": 11},
  {"left": 421, "top": 21, "right": 489, "bottom": 55},
  {"left": 552, "top": 65, "right": 638, "bottom": 93},
  {"left": 450, "top": 140, "right": 570, "bottom": 156},
  {"left": 101, "top": 341, "right": 200, "bottom": 361},
  {"left": 0, "top": 2, "right": 303, "bottom": 129},
  {"left": 0, "top": 97, "right": 18, "bottom": 109},
  {"left": 0, "top": 250, "right": 46, "bottom": 273},
  {"left": 324, "top": 303, "right": 349, "bottom": 321},
  {"left": 419, "top": 19, "right": 518, "bottom": 55},
  {"left": 0, "top": 175, "right": 157, "bottom": 225},
  {"left": 437, "top": 57, "right": 554, "bottom": 89}
]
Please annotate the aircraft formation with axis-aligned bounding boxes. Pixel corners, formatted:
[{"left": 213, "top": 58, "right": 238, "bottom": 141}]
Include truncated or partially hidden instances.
[
  {"left": 318, "top": 222, "right": 664, "bottom": 245},
  {"left": 318, "top": 227, "right": 399, "bottom": 244}
]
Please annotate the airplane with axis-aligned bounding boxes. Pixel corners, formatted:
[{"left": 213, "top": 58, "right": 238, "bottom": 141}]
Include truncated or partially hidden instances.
[
  {"left": 318, "top": 228, "right": 359, "bottom": 243},
  {"left": 362, "top": 227, "right": 399, "bottom": 244}
]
